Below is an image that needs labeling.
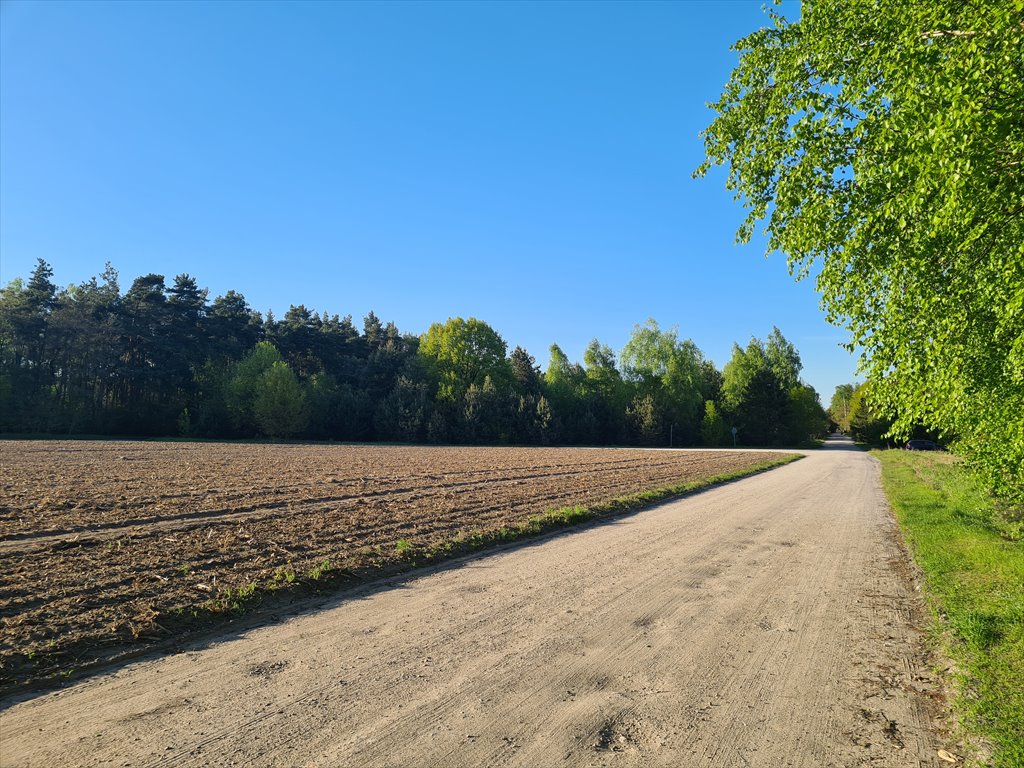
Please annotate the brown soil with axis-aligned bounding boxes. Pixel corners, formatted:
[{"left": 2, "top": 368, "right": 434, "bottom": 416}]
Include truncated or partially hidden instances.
[{"left": 0, "top": 440, "right": 787, "bottom": 688}]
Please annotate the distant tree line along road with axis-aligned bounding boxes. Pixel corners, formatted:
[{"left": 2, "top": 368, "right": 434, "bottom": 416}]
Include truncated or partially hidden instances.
[{"left": 0, "top": 260, "right": 828, "bottom": 447}]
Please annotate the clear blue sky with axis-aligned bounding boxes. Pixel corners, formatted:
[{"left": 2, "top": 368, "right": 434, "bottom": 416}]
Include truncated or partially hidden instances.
[{"left": 0, "top": 0, "right": 857, "bottom": 399}]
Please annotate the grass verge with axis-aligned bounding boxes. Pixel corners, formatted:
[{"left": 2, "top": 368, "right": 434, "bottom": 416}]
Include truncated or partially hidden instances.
[
  {"left": 874, "top": 449, "right": 1023, "bottom": 767},
  {"left": 417, "top": 454, "right": 803, "bottom": 559}
]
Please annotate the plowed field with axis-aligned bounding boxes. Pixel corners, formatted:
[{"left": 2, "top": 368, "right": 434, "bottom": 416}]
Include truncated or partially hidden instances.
[{"left": 0, "top": 441, "right": 793, "bottom": 688}]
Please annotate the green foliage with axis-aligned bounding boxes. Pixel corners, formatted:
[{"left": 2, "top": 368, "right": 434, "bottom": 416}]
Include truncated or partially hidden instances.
[
  {"left": 722, "top": 328, "right": 801, "bottom": 413},
  {"left": 178, "top": 359, "right": 224, "bottom": 435},
  {"left": 419, "top": 317, "right": 512, "bottom": 404},
  {"left": 583, "top": 340, "right": 626, "bottom": 443},
  {"left": 461, "top": 375, "right": 508, "bottom": 444},
  {"left": 212, "top": 582, "right": 260, "bottom": 613},
  {"left": 737, "top": 367, "right": 790, "bottom": 446},
  {"left": 876, "top": 450, "right": 1024, "bottom": 766},
  {"left": 621, "top": 319, "right": 707, "bottom": 443},
  {"left": 272, "top": 564, "right": 296, "bottom": 584},
  {"left": 535, "top": 395, "right": 554, "bottom": 445},
  {"left": 226, "top": 341, "right": 283, "bottom": 434},
  {"left": 374, "top": 374, "right": 430, "bottom": 443},
  {"left": 222, "top": 341, "right": 308, "bottom": 438},
  {"left": 848, "top": 382, "right": 894, "bottom": 447},
  {"left": 307, "top": 559, "right": 332, "bottom": 581},
  {"left": 700, "top": 400, "right": 728, "bottom": 447},
  {"left": 544, "top": 344, "right": 595, "bottom": 444},
  {"left": 828, "top": 384, "right": 856, "bottom": 433},
  {"left": 764, "top": 327, "right": 801, "bottom": 392},
  {"left": 698, "top": 1, "right": 1024, "bottom": 504},
  {"left": 626, "top": 392, "right": 662, "bottom": 446},
  {"left": 176, "top": 407, "right": 195, "bottom": 438},
  {"left": 207, "top": 290, "right": 263, "bottom": 361},
  {"left": 721, "top": 328, "right": 821, "bottom": 445},
  {"left": 394, "top": 539, "right": 413, "bottom": 555},
  {"left": 253, "top": 360, "right": 308, "bottom": 438},
  {"left": 544, "top": 343, "right": 583, "bottom": 397},
  {"left": 2, "top": 262, "right": 117, "bottom": 432},
  {"left": 787, "top": 384, "right": 829, "bottom": 444},
  {"left": 509, "top": 345, "right": 543, "bottom": 396},
  {"left": 622, "top": 320, "right": 704, "bottom": 408}
]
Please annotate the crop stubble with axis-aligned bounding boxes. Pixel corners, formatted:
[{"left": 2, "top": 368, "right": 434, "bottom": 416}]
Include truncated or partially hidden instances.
[{"left": 0, "top": 441, "right": 790, "bottom": 687}]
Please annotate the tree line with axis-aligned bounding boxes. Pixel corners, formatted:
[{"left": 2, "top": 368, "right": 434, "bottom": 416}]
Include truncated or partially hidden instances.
[{"left": 0, "top": 260, "right": 828, "bottom": 446}]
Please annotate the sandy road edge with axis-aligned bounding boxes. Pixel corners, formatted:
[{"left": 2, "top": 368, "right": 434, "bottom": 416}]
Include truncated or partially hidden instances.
[{"left": 871, "top": 458, "right": 993, "bottom": 766}]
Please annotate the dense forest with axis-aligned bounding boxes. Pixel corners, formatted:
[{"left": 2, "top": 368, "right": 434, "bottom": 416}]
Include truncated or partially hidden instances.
[{"left": 0, "top": 260, "right": 828, "bottom": 446}]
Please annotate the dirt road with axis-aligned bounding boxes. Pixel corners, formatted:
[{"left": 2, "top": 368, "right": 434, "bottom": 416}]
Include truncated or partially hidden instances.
[{"left": 0, "top": 438, "right": 945, "bottom": 767}]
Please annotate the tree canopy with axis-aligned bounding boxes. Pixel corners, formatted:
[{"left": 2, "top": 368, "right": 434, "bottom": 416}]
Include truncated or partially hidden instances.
[
  {"left": 621, "top": 319, "right": 708, "bottom": 443},
  {"left": 418, "top": 317, "right": 512, "bottom": 404},
  {"left": 828, "top": 384, "right": 856, "bottom": 433},
  {"left": 698, "top": 0, "right": 1024, "bottom": 503},
  {"left": 722, "top": 328, "right": 826, "bottom": 446}
]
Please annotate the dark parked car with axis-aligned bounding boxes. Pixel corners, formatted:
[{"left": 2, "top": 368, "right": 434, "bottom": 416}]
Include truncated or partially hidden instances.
[{"left": 905, "top": 439, "right": 940, "bottom": 451}]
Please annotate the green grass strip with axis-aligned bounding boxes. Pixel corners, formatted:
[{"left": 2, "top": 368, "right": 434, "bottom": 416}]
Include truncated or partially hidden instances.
[
  {"left": 426, "top": 454, "right": 803, "bottom": 557},
  {"left": 874, "top": 450, "right": 1024, "bottom": 767}
]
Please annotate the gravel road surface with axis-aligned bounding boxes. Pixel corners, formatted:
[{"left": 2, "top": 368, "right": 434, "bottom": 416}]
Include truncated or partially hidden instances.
[{"left": 0, "top": 437, "right": 945, "bottom": 767}]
